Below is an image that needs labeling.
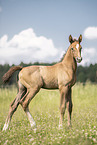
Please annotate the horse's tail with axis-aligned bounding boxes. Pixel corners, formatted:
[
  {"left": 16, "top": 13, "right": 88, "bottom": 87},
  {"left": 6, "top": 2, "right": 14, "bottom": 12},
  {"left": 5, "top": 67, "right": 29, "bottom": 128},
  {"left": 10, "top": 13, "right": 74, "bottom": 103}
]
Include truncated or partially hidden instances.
[{"left": 2, "top": 66, "right": 23, "bottom": 83}]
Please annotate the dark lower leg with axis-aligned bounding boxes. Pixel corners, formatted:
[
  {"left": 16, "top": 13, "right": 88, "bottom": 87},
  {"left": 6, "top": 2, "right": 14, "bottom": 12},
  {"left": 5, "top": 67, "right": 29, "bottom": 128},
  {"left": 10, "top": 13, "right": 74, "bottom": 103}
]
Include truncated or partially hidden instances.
[
  {"left": 66, "top": 88, "right": 72, "bottom": 126},
  {"left": 67, "top": 101, "right": 72, "bottom": 126}
]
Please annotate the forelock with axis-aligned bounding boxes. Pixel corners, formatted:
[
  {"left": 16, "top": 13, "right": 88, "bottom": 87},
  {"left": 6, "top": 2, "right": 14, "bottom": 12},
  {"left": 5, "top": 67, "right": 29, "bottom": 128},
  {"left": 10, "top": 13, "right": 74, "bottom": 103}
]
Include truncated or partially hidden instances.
[{"left": 73, "top": 37, "right": 77, "bottom": 41}]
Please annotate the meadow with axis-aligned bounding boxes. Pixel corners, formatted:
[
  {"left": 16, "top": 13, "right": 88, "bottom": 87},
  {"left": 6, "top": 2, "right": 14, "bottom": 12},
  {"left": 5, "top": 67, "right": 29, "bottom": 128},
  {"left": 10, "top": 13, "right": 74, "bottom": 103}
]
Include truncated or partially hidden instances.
[{"left": 0, "top": 82, "right": 97, "bottom": 145}]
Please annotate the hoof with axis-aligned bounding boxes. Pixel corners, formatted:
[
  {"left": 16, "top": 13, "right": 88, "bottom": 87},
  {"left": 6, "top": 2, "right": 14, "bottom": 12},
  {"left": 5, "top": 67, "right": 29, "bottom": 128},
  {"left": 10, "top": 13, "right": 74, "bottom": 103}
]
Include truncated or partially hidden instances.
[
  {"left": 31, "top": 122, "right": 37, "bottom": 133},
  {"left": 33, "top": 128, "right": 37, "bottom": 133},
  {"left": 68, "top": 124, "right": 72, "bottom": 129},
  {"left": 59, "top": 124, "right": 63, "bottom": 130},
  {"left": 2, "top": 123, "right": 9, "bottom": 131}
]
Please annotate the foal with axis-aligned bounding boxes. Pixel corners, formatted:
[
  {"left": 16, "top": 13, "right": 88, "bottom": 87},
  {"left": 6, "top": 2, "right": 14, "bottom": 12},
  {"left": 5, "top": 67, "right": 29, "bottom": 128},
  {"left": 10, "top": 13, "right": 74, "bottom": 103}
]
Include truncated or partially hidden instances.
[{"left": 2, "top": 35, "right": 82, "bottom": 131}]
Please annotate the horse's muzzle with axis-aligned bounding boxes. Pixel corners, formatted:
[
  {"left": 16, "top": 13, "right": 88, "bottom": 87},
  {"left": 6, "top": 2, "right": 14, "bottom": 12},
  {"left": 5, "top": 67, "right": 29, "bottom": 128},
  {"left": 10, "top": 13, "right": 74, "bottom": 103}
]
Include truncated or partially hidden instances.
[{"left": 76, "top": 57, "right": 82, "bottom": 63}]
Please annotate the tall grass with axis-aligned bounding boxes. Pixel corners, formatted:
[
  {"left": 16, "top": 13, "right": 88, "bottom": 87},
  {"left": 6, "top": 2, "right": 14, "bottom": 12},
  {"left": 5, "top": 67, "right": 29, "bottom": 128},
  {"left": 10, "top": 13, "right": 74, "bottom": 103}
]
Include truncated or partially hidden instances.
[{"left": 0, "top": 83, "right": 97, "bottom": 144}]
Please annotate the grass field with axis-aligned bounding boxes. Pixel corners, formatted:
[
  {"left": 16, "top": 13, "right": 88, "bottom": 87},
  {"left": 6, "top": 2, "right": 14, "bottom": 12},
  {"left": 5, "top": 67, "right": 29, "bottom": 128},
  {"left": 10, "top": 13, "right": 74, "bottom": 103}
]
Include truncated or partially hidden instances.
[{"left": 0, "top": 82, "right": 97, "bottom": 145}]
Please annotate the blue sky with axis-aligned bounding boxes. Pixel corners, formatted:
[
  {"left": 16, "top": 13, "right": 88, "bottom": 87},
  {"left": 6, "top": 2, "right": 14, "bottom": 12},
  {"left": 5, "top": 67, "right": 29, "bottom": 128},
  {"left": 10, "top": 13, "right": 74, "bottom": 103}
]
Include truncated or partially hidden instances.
[{"left": 0, "top": 0, "right": 97, "bottom": 65}]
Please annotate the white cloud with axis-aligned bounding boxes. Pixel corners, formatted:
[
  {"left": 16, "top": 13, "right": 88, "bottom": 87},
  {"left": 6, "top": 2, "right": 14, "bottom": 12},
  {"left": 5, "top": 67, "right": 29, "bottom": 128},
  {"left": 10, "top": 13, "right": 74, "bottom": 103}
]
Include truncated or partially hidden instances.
[
  {"left": 81, "top": 47, "right": 97, "bottom": 66},
  {"left": 84, "top": 27, "right": 97, "bottom": 39},
  {"left": 1, "top": 28, "right": 97, "bottom": 66},
  {"left": 0, "top": 28, "right": 59, "bottom": 65}
]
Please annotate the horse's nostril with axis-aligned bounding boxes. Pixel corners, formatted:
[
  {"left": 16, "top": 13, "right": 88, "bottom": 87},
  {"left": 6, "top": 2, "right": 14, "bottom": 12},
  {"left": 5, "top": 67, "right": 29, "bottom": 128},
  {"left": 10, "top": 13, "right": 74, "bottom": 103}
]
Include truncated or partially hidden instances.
[
  {"left": 77, "top": 57, "right": 82, "bottom": 60},
  {"left": 76, "top": 57, "right": 82, "bottom": 63}
]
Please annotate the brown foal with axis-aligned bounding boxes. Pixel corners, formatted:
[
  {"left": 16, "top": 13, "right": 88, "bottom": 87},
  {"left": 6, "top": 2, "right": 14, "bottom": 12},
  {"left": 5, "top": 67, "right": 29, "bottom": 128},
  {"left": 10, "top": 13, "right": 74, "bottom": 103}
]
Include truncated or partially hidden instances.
[{"left": 2, "top": 35, "right": 82, "bottom": 131}]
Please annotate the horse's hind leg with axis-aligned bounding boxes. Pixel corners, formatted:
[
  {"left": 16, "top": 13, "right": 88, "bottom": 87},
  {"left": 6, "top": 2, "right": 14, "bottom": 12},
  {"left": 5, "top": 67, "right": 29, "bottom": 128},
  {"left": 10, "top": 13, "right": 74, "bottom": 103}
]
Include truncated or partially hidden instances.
[
  {"left": 25, "top": 107, "right": 37, "bottom": 133},
  {"left": 21, "top": 86, "right": 40, "bottom": 131},
  {"left": 2, "top": 81, "right": 26, "bottom": 131},
  {"left": 2, "top": 94, "right": 21, "bottom": 131}
]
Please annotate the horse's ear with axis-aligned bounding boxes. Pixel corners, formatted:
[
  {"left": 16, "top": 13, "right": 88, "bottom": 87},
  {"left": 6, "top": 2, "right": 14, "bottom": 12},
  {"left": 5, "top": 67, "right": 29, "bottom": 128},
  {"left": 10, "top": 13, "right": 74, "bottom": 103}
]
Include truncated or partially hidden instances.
[
  {"left": 78, "top": 34, "right": 82, "bottom": 43},
  {"left": 69, "top": 35, "right": 74, "bottom": 44}
]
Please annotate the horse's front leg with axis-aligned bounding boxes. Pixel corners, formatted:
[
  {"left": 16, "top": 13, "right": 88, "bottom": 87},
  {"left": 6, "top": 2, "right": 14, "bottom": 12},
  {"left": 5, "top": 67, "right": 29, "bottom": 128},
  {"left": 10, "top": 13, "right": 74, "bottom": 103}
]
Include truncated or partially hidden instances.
[
  {"left": 66, "top": 87, "right": 73, "bottom": 127},
  {"left": 59, "top": 86, "right": 68, "bottom": 128}
]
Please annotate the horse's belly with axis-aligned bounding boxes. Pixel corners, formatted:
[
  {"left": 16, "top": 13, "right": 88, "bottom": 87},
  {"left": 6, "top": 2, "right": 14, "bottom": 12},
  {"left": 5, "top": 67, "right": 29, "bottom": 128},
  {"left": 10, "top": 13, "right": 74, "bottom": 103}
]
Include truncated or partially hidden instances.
[
  {"left": 40, "top": 66, "right": 58, "bottom": 89},
  {"left": 42, "top": 78, "right": 58, "bottom": 89}
]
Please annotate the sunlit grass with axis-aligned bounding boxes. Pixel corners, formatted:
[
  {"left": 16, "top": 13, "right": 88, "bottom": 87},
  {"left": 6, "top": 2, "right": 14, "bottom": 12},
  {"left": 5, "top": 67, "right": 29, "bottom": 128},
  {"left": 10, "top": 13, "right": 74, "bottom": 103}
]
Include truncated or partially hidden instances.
[{"left": 0, "top": 83, "right": 97, "bottom": 144}]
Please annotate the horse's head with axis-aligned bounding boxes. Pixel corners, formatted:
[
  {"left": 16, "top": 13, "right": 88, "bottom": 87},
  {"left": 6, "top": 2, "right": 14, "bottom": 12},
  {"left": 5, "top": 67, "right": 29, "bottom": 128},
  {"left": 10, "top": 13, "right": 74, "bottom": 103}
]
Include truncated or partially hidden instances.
[{"left": 69, "top": 35, "right": 82, "bottom": 63}]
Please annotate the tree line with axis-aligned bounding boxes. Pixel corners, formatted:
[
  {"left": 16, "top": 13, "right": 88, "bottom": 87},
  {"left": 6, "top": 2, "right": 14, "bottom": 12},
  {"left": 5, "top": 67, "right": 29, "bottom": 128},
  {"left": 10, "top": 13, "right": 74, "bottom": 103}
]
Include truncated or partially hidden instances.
[{"left": 0, "top": 62, "right": 97, "bottom": 87}]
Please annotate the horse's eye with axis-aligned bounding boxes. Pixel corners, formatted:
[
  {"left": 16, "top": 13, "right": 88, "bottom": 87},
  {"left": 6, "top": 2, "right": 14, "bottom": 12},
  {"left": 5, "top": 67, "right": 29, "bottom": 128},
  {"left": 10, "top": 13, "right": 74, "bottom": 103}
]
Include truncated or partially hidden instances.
[{"left": 71, "top": 48, "right": 73, "bottom": 50}]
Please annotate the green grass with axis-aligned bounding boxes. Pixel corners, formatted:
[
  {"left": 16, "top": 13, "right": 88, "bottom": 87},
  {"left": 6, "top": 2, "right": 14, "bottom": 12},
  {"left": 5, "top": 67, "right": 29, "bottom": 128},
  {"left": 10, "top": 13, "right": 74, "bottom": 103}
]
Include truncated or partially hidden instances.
[{"left": 0, "top": 83, "right": 97, "bottom": 145}]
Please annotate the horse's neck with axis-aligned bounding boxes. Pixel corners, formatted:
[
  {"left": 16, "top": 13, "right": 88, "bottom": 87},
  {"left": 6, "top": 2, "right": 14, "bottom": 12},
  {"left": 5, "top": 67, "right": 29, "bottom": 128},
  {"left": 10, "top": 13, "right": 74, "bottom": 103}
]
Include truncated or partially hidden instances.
[{"left": 62, "top": 47, "right": 77, "bottom": 72}]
